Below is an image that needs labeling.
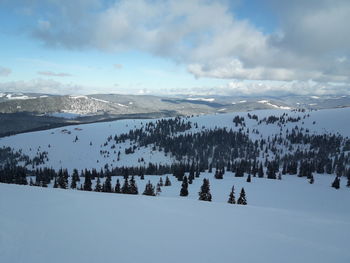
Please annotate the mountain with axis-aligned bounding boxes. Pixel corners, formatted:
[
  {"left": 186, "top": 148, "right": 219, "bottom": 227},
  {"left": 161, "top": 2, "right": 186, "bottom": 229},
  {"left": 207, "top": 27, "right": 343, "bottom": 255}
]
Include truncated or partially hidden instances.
[{"left": 2, "top": 92, "right": 350, "bottom": 137}]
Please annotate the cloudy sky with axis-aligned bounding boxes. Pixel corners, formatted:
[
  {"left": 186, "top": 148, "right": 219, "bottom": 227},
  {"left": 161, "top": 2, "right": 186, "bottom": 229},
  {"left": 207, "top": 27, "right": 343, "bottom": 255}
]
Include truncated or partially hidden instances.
[{"left": 0, "top": 0, "right": 349, "bottom": 96}]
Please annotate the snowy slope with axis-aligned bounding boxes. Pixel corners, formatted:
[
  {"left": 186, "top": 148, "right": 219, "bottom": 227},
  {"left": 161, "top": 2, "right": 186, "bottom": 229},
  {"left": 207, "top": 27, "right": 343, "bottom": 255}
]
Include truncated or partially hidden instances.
[
  {"left": 1, "top": 182, "right": 349, "bottom": 263},
  {"left": 1, "top": 107, "right": 350, "bottom": 172}
]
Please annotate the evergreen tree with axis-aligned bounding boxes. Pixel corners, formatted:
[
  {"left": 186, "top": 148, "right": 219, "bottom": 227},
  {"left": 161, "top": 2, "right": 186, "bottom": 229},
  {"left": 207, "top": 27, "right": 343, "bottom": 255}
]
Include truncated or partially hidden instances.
[
  {"left": 143, "top": 180, "right": 156, "bottom": 196},
  {"left": 115, "top": 179, "right": 121, "bottom": 193},
  {"left": 94, "top": 176, "right": 102, "bottom": 192},
  {"left": 227, "top": 185, "right": 236, "bottom": 204},
  {"left": 164, "top": 176, "right": 171, "bottom": 186},
  {"left": 102, "top": 174, "right": 112, "bottom": 192},
  {"left": 121, "top": 177, "right": 129, "bottom": 194},
  {"left": 159, "top": 177, "right": 163, "bottom": 186},
  {"left": 128, "top": 176, "right": 138, "bottom": 195},
  {"left": 180, "top": 176, "right": 189, "bottom": 196},
  {"left": 53, "top": 177, "right": 58, "bottom": 188},
  {"left": 309, "top": 174, "right": 314, "bottom": 184},
  {"left": 198, "top": 178, "right": 212, "bottom": 201},
  {"left": 246, "top": 174, "right": 251, "bottom": 183},
  {"left": 156, "top": 183, "right": 161, "bottom": 195},
  {"left": 331, "top": 176, "right": 340, "bottom": 189},
  {"left": 237, "top": 188, "right": 247, "bottom": 205},
  {"left": 70, "top": 169, "right": 80, "bottom": 189},
  {"left": 83, "top": 173, "right": 92, "bottom": 191}
]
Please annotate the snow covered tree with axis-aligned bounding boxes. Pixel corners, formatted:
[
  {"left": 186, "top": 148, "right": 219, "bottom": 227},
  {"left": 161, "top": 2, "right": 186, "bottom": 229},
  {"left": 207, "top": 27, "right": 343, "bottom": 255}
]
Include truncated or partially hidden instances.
[
  {"left": 227, "top": 185, "right": 235, "bottom": 204},
  {"left": 159, "top": 177, "right": 163, "bottom": 186},
  {"left": 156, "top": 183, "right": 161, "bottom": 195},
  {"left": 198, "top": 178, "right": 212, "bottom": 202},
  {"left": 237, "top": 188, "right": 247, "bottom": 205}
]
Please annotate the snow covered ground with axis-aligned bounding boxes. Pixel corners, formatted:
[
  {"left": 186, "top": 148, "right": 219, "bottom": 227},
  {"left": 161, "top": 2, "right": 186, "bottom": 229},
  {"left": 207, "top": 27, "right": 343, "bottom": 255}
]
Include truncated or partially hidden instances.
[
  {"left": 1, "top": 107, "right": 350, "bottom": 172},
  {"left": 1, "top": 107, "right": 350, "bottom": 262},
  {"left": 1, "top": 175, "right": 349, "bottom": 263}
]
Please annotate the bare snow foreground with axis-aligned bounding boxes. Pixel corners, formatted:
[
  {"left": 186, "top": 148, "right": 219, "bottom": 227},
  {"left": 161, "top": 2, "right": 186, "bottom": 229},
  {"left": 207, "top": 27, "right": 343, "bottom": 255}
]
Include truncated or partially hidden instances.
[{"left": 0, "top": 183, "right": 349, "bottom": 263}]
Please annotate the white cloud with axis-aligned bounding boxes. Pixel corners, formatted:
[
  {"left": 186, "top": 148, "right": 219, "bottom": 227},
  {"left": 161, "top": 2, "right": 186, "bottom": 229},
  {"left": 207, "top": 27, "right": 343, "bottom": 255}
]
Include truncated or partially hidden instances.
[
  {"left": 0, "top": 79, "right": 83, "bottom": 94},
  {"left": 37, "top": 71, "right": 72, "bottom": 77},
  {"left": 0, "top": 66, "right": 12, "bottom": 77},
  {"left": 3, "top": 0, "right": 350, "bottom": 95}
]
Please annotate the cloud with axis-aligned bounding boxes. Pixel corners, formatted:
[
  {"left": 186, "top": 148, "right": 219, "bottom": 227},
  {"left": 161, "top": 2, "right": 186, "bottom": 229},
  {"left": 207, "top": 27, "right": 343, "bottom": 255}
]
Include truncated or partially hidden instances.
[
  {"left": 114, "top": 64, "right": 123, "bottom": 70},
  {"left": 0, "top": 66, "right": 12, "bottom": 77},
  {"left": 3, "top": 0, "right": 350, "bottom": 95},
  {"left": 37, "top": 71, "right": 72, "bottom": 77},
  {"left": 0, "top": 79, "right": 83, "bottom": 94}
]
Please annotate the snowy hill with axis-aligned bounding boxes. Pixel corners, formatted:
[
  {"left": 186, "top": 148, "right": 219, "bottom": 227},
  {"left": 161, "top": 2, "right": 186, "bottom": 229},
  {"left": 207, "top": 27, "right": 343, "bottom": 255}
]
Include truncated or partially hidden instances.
[
  {"left": 1, "top": 107, "right": 350, "bottom": 172},
  {"left": 1, "top": 181, "right": 349, "bottom": 263}
]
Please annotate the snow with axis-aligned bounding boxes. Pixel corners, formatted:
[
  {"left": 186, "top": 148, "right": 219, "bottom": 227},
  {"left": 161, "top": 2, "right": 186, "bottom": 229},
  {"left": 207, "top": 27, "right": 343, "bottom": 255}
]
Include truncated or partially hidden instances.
[
  {"left": 1, "top": 173, "right": 349, "bottom": 263},
  {"left": 1, "top": 107, "right": 350, "bottom": 172},
  {"left": 1, "top": 107, "right": 350, "bottom": 262},
  {"left": 187, "top": 97, "right": 215, "bottom": 102},
  {"left": 258, "top": 100, "right": 292, "bottom": 110},
  {"left": 47, "top": 112, "right": 85, "bottom": 119}
]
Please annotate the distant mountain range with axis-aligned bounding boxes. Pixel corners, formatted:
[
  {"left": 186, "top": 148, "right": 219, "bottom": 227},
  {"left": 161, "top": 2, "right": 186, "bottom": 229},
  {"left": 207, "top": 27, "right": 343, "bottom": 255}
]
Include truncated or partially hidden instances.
[{"left": 1, "top": 92, "right": 350, "bottom": 136}]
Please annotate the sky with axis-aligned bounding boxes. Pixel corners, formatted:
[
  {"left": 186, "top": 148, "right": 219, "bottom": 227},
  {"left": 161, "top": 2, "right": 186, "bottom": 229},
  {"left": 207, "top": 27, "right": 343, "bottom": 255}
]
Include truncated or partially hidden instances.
[{"left": 0, "top": 0, "right": 349, "bottom": 96}]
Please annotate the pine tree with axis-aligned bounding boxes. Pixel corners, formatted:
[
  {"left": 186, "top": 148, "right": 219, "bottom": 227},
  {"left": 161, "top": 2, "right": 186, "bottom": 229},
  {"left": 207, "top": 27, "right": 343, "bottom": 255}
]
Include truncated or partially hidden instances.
[
  {"left": 227, "top": 185, "right": 236, "bottom": 204},
  {"left": 309, "top": 174, "right": 314, "bottom": 184},
  {"left": 331, "top": 176, "right": 340, "bottom": 189},
  {"left": 159, "top": 177, "right": 163, "bottom": 186},
  {"left": 156, "top": 183, "right": 161, "bottom": 195},
  {"left": 143, "top": 180, "right": 156, "bottom": 196},
  {"left": 70, "top": 169, "right": 80, "bottom": 189},
  {"left": 128, "top": 176, "right": 138, "bottom": 195},
  {"left": 94, "top": 176, "right": 102, "bottom": 192},
  {"left": 121, "top": 177, "right": 129, "bottom": 194},
  {"left": 246, "top": 174, "right": 251, "bottom": 183},
  {"left": 115, "top": 179, "right": 121, "bottom": 193},
  {"left": 180, "top": 176, "right": 189, "bottom": 196},
  {"left": 164, "top": 176, "right": 171, "bottom": 186},
  {"left": 198, "top": 178, "right": 212, "bottom": 201},
  {"left": 237, "top": 188, "right": 247, "bottom": 205},
  {"left": 83, "top": 173, "right": 92, "bottom": 191},
  {"left": 53, "top": 177, "right": 58, "bottom": 188},
  {"left": 102, "top": 174, "right": 112, "bottom": 192}
]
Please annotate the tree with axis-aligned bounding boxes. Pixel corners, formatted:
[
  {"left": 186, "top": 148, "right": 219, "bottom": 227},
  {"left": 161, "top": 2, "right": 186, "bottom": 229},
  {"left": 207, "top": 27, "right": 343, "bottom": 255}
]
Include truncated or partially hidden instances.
[
  {"left": 198, "top": 178, "right": 212, "bottom": 201},
  {"left": 70, "top": 169, "right": 80, "bottom": 189},
  {"left": 246, "top": 174, "right": 251, "bottom": 183},
  {"left": 102, "top": 174, "right": 112, "bottom": 193},
  {"left": 159, "top": 177, "right": 163, "bottom": 186},
  {"left": 115, "top": 179, "right": 121, "bottom": 193},
  {"left": 237, "top": 188, "right": 247, "bottom": 205},
  {"left": 331, "top": 176, "right": 340, "bottom": 189},
  {"left": 164, "top": 176, "right": 171, "bottom": 186},
  {"left": 94, "top": 176, "right": 102, "bottom": 192},
  {"left": 83, "top": 173, "right": 92, "bottom": 191},
  {"left": 156, "top": 183, "right": 161, "bottom": 195},
  {"left": 143, "top": 180, "right": 156, "bottom": 196},
  {"left": 121, "top": 177, "right": 129, "bottom": 194},
  {"left": 309, "top": 174, "right": 314, "bottom": 184},
  {"left": 128, "top": 176, "right": 138, "bottom": 195},
  {"left": 227, "top": 185, "right": 235, "bottom": 204},
  {"left": 180, "top": 176, "right": 189, "bottom": 196}
]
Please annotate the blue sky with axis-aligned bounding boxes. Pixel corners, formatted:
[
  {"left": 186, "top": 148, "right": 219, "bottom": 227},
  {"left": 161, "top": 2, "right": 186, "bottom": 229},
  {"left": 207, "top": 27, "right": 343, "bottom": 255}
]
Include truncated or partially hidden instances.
[{"left": 0, "top": 0, "right": 349, "bottom": 96}]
